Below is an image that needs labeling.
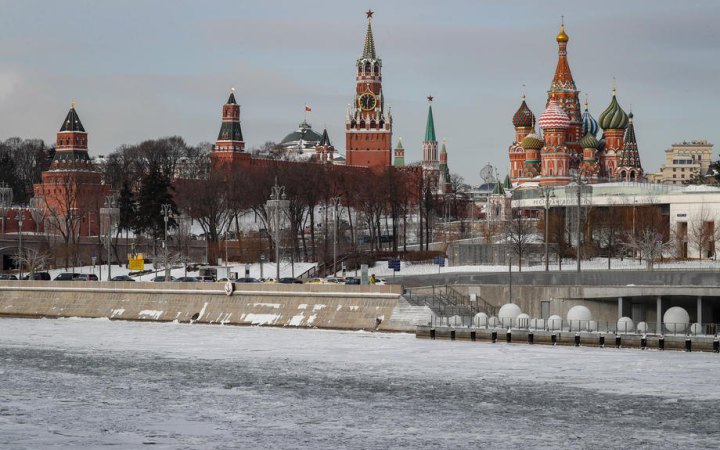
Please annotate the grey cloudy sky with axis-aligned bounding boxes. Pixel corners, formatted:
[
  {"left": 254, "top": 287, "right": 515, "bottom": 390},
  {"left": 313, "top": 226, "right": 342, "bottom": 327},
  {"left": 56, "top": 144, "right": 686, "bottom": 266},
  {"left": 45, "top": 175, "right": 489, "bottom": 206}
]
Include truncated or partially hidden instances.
[{"left": 1, "top": 0, "right": 718, "bottom": 183}]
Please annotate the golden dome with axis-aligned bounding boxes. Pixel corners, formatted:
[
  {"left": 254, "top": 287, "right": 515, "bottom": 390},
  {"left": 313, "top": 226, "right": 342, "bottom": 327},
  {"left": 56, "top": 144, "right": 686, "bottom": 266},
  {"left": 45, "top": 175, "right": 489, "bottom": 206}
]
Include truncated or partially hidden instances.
[{"left": 556, "top": 24, "right": 569, "bottom": 43}]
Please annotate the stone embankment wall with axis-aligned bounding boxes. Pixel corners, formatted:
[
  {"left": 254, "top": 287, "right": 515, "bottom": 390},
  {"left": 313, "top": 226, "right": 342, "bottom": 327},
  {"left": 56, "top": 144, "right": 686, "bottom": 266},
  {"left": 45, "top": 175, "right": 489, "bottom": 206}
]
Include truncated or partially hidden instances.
[{"left": 0, "top": 281, "right": 421, "bottom": 332}]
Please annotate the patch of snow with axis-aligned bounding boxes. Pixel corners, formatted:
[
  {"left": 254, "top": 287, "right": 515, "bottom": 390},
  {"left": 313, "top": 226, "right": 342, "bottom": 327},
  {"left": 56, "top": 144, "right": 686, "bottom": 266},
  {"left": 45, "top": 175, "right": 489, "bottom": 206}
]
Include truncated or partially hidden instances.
[
  {"left": 253, "top": 303, "right": 281, "bottom": 309},
  {"left": 138, "top": 310, "right": 163, "bottom": 320},
  {"left": 242, "top": 313, "right": 280, "bottom": 326},
  {"left": 312, "top": 304, "right": 326, "bottom": 311}
]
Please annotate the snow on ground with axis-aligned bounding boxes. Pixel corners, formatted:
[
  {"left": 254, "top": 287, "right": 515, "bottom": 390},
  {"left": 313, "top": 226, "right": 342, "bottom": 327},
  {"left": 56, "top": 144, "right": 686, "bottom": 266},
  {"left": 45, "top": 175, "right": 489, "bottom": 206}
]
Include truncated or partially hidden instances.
[
  {"left": 1, "top": 318, "right": 719, "bottom": 449},
  {"left": 366, "top": 257, "right": 720, "bottom": 278},
  {"left": 45, "top": 261, "right": 317, "bottom": 281}
]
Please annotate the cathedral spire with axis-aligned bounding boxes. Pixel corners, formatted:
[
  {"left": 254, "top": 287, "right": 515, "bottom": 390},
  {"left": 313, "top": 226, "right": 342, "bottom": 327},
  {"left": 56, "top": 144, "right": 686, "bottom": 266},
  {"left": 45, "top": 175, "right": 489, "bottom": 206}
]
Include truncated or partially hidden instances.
[
  {"left": 550, "top": 18, "right": 576, "bottom": 92},
  {"left": 362, "top": 10, "right": 376, "bottom": 60}
]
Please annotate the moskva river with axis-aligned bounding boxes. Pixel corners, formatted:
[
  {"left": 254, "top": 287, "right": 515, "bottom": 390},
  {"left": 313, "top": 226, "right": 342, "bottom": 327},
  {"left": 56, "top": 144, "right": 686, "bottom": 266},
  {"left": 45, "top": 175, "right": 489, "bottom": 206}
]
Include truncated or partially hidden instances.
[{"left": 1, "top": 318, "right": 719, "bottom": 449}]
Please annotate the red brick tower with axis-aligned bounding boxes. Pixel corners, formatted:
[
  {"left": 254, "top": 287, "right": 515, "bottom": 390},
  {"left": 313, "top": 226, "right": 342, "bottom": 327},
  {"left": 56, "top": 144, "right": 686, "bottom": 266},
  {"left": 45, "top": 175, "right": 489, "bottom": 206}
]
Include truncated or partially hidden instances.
[
  {"left": 547, "top": 18, "right": 582, "bottom": 171},
  {"left": 538, "top": 100, "right": 572, "bottom": 185},
  {"left": 210, "top": 89, "right": 251, "bottom": 171},
  {"left": 33, "top": 103, "right": 107, "bottom": 236},
  {"left": 345, "top": 10, "right": 392, "bottom": 168}
]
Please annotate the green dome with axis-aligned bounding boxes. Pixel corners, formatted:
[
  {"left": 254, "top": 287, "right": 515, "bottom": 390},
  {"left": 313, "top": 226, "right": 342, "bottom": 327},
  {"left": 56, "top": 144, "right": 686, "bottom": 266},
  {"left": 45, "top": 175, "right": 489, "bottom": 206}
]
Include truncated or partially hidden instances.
[
  {"left": 579, "top": 132, "right": 599, "bottom": 149},
  {"left": 521, "top": 132, "right": 544, "bottom": 150},
  {"left": 598, "top": 93, "right": 629, "bottom": 130}
]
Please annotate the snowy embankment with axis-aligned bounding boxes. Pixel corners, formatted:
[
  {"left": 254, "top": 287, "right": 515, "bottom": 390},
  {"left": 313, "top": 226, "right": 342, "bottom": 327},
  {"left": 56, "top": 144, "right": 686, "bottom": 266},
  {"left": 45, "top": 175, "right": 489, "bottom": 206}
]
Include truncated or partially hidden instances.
[{"left": 366, "top": 257, "right": 720, "bottom": 278}]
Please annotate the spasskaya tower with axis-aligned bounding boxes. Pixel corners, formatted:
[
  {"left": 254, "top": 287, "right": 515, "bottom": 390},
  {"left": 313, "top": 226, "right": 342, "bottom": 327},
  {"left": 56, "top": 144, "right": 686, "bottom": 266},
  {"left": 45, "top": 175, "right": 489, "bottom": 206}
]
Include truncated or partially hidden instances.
[{"left": 345, "top": 10, "right": 392, "bottom": 168}]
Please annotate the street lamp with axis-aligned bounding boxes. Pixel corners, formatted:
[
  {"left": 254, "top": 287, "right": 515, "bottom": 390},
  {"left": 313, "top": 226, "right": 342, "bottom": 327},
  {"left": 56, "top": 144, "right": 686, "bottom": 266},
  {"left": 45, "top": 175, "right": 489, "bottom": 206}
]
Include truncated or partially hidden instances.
[
  {"left": 330, "top": 196, "right": 341, "bottom": 276},
  {"left": 15, "top": 209, "right": 24, "bottom": 280},
  {"left": 571, "top": 171, "right": 588, "bottom": 273},
  {"left": 161, "top": 203, "right": 172, "bottom": 281},
  {"left": 541, "top": 186, "right": 555, "bottom": 271},
  {"left": 100, "top": 194, "right": 119, "bottom": 281},
  {"left": 266, "top": 181, "right": 289, "bottom": 281}
]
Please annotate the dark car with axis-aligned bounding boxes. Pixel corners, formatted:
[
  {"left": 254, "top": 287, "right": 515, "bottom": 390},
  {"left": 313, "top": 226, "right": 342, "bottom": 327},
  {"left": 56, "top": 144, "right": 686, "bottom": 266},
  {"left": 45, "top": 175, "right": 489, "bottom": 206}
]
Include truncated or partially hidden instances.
[
  {"left": 278, "top": 277, "right": 303, "bottom": 284},
  {"left": 234, "top": 277, "right": 260, "bottom": 283},
  {"left": 176, "top": 276, "right": 199, "bottom": 282},
  {"left": 197, "top": 276, "right": 215, "bottom": 282},
  {"left": 110, "top": 275, "right": 135, "bottom": 282},
  {"left": 152, "top": 276, "right": 176, "bottom": 282},
  {"left": 0, "top": 274, "right": 18, "bottom": 280},
  {"left": 54, "top": 272, "right": 77, "bottom": 281},
  {"left": 344, "top": 277, "right": 361, "bottom": 285},
  {"left": 73, "top": 274, "right": 99, "bottom": 281},
  {"left": 22, "top": 272, "right": 51, "bottom": 280}
]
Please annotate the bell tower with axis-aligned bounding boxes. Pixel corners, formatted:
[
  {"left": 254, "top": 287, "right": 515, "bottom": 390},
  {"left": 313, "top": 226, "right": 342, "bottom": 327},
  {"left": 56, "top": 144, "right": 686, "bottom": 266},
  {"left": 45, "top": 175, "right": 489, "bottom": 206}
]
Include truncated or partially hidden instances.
[{"left": 345, "top": 10, "right": 392, "bottom": 168}]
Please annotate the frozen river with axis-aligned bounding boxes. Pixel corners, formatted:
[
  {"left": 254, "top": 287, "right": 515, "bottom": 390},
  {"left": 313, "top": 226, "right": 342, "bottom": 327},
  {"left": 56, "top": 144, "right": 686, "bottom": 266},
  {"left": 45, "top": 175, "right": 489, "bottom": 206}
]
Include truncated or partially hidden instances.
[{"left": 1, "top": 319, "right": 719, "bottom": 449}]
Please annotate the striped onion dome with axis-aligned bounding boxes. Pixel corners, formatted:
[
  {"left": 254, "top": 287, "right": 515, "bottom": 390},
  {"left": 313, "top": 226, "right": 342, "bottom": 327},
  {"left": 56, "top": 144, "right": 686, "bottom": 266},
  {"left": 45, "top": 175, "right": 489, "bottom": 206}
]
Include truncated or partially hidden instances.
[
  {"left": 521, "top": 131, "right": 544, "bottom": 150},
  {"left": 579, "top": 132, "right": 599, "bottom": 149},
  {"left": 598, "top": 92, "right": 629, "bottom": 130},
  {"left": 582, "top": 104, "right": 599, "bottom": 137},
  {"left": 512, "top": 99, "right": 535, "bottom": 128},
  {"left": 538, "top": 101, "right": 570, "bottom": 130}
]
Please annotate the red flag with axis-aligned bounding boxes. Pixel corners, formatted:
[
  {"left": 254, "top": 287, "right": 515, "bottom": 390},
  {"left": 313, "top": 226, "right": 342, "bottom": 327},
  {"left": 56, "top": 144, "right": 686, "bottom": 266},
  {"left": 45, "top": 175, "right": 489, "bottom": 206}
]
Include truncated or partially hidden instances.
[{"left": 305, "top": 104, "right": 311, "bottom": 112}]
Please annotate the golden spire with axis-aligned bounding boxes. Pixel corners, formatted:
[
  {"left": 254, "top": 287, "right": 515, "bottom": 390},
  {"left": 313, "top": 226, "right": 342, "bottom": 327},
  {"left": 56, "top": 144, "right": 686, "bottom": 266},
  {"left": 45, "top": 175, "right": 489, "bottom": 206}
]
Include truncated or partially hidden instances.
[
  {"left": 521, "top": 83, "right": 526, "bottom": 100},
  {"left": 584, "top": 93, "right": 588, "bottom": 109},
  {"left": 556, "top": 16, "right": 569, "bottom": 43},
  {"left": 71, "top": 100, "right": 76, "bottom": 109},
  {"left": 612, "top": 77, "right": 617, "bottom": 96}
]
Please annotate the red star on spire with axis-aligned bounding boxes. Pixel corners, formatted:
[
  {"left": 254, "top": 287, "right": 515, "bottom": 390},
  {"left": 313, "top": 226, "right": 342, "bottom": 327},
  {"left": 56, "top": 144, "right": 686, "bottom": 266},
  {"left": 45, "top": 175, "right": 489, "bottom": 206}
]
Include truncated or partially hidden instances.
[
  {"left": 366, "top": 9, "right": 374, "bottom": 19},
  {"left": 427, "top": 95, "right": 434, "bottom": 102}
]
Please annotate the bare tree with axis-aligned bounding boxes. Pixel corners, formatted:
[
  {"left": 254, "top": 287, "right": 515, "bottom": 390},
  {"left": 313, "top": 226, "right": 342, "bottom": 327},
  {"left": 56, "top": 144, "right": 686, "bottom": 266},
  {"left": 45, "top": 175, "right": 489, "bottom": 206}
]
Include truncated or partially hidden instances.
[
  {"left": 13, "top": 247, "right": 51, "bottom": 278},
  {"left": 687, "top": 205, "right": 715, "bottom": 259},
  {"left": 626, "top": 228, "right": 670, "bottom": 271},
  {"left": 505, "top": 211, "right": 535, "bottom": 272}
]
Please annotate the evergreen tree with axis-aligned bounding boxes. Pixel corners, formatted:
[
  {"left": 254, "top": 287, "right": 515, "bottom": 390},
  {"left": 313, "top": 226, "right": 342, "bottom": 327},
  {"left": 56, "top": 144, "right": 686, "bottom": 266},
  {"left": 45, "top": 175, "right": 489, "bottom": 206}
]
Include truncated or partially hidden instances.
[
  {"left": 135, "top": 164, "right": 177, "bottom": 241},
  {"left": 117, "top": 179, "right": 137, "bottom": 234}
]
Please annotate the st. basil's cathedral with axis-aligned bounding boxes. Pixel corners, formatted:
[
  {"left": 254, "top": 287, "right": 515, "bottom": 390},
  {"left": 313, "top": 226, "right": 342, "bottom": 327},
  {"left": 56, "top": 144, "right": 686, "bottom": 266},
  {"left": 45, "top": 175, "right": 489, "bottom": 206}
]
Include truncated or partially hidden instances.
[{"left": 509, "top": 20, "right": 643, "bottom": 186}]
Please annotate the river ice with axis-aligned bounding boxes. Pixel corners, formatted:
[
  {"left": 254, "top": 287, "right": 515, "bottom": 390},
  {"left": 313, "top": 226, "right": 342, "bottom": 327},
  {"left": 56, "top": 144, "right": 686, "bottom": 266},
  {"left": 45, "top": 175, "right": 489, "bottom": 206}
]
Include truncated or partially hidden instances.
[{"left": 1, "top": 318, "right": 719, "bottom": 449}]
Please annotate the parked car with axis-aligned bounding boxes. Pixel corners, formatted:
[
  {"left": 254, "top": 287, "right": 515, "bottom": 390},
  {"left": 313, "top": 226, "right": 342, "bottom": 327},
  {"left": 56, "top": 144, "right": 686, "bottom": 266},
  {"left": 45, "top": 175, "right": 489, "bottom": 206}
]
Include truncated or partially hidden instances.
[
  {"left": 54, "top": 272, "right": 77, "bottom": 281},
  {"left": 110, "top": 275, "right": 135, "bottom": 282},
  {"left": 152, "top": 276, "right": 176, "bottom": 282},
  {"left": 73, "top": 274, "right": 99, "bottom": 281},
  {"left": 197, "top": 276, "right": 216, "bottom": 282},
  {"left": 278, "top": 277, "right": 303, "bottom": 284},
  {"left": 176, "top": 276, "right": 199, "bottom": 282},
  {"left": 22, "top": 272, "right": 51, "bottom": 280},
  {"left": 344, "top": 277, "right": 361, "bottom": 285},
  {"left": 233, "top": 277, "right": 260, "bottom": 283},
  {"left": 0, "top": 274, "right": 18, "bottom": 280}
]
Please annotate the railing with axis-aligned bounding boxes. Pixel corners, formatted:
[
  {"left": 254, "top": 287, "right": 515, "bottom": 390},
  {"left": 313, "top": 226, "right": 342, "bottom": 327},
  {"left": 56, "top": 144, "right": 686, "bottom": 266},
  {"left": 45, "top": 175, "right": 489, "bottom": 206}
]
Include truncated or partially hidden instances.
[
  {"left": 405, "top": 285, "right": 495, "bottom": 316},
  {"left": 428, "top": 316, "right": 720, "bottom": 337}
]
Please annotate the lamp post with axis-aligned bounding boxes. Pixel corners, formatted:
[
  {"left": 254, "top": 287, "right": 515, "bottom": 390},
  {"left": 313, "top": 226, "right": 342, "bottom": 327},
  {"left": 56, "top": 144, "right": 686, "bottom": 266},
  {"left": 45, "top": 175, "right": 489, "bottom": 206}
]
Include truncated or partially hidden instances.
[
  {"left": 330, "top": 196, "right": 341, "bottom": 276},
  {"left": 542, "top": 186, "right": 555, "bottom": 271},
  {"left": 266, "top": 181, "right": 289, "bottom": 282},
  {"left": 100, "top": 194, "right": 119, "bottom": 281},
  {"left": 16, "top": 210, "right": 24, "bottom": 279},
  {"left": 161, "top": 203, "right": 172, "bottom": 281},
  {"left": 573, "top": 172, "right": 588, "bottom": 273}
]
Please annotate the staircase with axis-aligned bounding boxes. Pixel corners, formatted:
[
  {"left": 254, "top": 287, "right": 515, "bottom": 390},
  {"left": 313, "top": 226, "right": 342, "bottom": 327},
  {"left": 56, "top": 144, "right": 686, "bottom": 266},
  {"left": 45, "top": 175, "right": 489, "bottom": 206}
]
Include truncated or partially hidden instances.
[{"left": 404, "top": 285, "right": 496, "bottom": 317}]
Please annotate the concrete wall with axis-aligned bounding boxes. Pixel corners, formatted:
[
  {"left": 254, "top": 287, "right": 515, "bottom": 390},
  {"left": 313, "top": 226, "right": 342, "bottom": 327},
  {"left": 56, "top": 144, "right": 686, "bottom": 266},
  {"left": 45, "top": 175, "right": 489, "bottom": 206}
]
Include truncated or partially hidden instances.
[{"left": 0, "top": 281, "right": 416, "bottom": 332}]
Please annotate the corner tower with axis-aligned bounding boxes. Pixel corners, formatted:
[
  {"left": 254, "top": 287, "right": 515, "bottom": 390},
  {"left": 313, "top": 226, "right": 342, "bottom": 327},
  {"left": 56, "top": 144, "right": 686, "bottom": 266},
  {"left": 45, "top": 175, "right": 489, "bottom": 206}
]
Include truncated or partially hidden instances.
[
  {"left": 345, "top": 10, "right": 392, "bottom": 168},
  {"left": 210, "top": 89, "right": 250, "bottom": 171}
]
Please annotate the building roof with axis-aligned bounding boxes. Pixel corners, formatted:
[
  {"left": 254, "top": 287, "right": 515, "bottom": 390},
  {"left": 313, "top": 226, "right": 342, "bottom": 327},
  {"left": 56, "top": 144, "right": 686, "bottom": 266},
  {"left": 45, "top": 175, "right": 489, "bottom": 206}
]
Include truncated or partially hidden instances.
[
  {"left": 362, "top": 15, "right": 376, "bottom": 60},
  {"left": 619, "top": 113, "right": 642, "bottom": 169},
  {"left": 280, "top": 121, "right": 323, "bottom": 149},
  {"left": 424, "top": 103, "right": 436, "bottom": 142},
  {"left": 319, "top": 128, "right": 331, "bottom": 147},
  {"left": 226, "top": 91, "right": 237, "bottom": 105},
  {"left": 598, "top": 90, "right": 629, "bottom": 130},
  {"left": 550, "top": 22, "right": 576, "bottom": 92},
  {"left": 512, "top": 99, "right": 535, "bottom": 128},
  {"left": 59, "top": 105, "right": 85, "bottom": 132},
  {"left": 539, "top": 101, "right": 570, "bottom": 129},
  {"left": 582, "top": 100, "right": 599, "bottom": 137}
]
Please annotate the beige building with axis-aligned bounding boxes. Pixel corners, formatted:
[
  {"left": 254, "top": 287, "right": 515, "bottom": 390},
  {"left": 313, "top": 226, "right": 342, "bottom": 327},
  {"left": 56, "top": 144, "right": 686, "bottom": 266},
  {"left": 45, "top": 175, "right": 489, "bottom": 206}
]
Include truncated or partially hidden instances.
[{"left": 647, "top": 140, "right": 714, "bottom": 184}]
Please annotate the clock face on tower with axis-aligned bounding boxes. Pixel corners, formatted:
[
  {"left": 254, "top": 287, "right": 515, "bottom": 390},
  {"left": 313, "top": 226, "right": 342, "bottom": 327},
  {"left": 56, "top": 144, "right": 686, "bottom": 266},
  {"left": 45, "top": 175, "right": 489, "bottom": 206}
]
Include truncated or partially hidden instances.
[{"left": 358, "top": 92, "right": 377, "bottom": 111}]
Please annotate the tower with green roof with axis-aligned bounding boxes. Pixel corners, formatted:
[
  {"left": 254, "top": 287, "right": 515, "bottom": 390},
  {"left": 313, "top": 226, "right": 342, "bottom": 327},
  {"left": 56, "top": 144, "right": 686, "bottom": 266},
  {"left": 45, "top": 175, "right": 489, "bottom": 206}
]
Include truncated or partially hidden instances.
[{"left": 393, "top": 138, "right": 405, "bottom": 167}]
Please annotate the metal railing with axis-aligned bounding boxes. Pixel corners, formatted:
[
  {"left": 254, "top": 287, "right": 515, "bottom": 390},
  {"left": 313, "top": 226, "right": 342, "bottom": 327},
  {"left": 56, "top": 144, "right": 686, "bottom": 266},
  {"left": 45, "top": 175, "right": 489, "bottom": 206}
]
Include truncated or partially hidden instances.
[
  {"left": 405, "top": 285, "right": 489, "bottom": 316},
  {"left": 429, "top": 316, "right": 719, "bottom": 337}
]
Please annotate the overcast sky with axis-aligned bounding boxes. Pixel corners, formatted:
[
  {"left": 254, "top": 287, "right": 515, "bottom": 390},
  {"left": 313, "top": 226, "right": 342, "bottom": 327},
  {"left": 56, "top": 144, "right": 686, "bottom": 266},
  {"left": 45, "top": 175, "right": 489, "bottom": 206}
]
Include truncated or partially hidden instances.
[{"left": 1, "top": 0, "right": 718, "bottom": 184}]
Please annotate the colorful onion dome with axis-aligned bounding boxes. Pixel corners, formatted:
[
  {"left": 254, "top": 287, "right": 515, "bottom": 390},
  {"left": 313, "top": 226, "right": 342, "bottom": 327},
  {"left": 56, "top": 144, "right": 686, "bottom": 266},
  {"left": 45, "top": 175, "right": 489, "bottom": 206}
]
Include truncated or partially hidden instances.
[
  {"left": 521, "top": 132, "right": 544, "bottom": 150},
  {"left": 598, "top": 91, "right": 629, "bottom": 130},
  {"left": 579, "top": 132, "right": 599, "bottom": 149},
  {"left": 582, "top": 101, "right": 598, "bottom": 137},
  {"left": 538, "top": 100, "right": 570, "bottom": 129},
  {"left": 512, "top": 99, "right": 535, "bottom": 128}
]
